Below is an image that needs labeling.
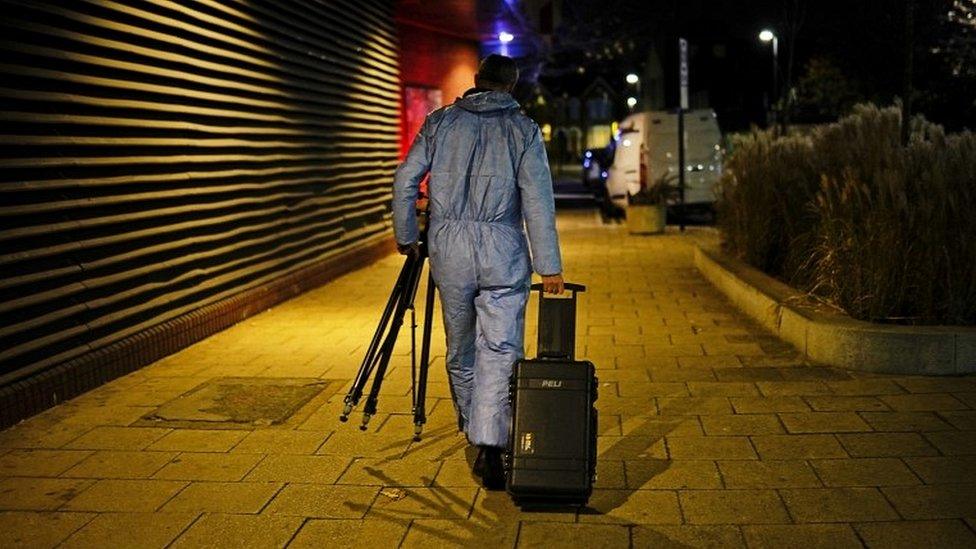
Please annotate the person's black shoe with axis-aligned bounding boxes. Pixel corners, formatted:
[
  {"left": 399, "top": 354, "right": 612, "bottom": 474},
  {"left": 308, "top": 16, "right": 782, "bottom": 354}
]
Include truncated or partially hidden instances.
[
  {"left": 472, "top": 447, "right": 487, "bottom": 478},
  {"left": 481, "top": 446, "right": 506, "bottom": 491}
]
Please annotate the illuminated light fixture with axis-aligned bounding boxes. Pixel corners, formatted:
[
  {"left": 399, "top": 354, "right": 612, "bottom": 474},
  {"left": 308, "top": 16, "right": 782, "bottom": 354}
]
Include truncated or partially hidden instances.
[
  {"left": 622, "top": 139, "right": 632, "bottom": 147},
  {"left": 601, "top": 171, "right": 608, "bottom": 178},
  {"left": 585, "top": 151, "right": 593, "bottom": 158},
  {"left": 759, "top": 29, "right": 775, "bottom": 42},
  {"left": 626, "top": 96, "right": 637, "bottom": 108},
  {"left": 499, "top": 32, "right": 514, "bottom": 43},
  {"left": 625, "top": 73, "right": 640, "bottom": 84}
]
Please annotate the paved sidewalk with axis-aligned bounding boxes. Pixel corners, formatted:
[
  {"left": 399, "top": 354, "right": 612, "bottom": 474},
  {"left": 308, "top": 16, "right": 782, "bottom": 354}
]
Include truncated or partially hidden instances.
[{"left": 2, "top": 210, "right": 975, "bottom": 548}]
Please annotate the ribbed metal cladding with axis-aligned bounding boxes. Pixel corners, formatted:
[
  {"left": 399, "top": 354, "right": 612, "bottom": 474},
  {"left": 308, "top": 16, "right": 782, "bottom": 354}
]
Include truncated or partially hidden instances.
[{"left": 0, "top": 1, "right": 401, "bottom": 388}]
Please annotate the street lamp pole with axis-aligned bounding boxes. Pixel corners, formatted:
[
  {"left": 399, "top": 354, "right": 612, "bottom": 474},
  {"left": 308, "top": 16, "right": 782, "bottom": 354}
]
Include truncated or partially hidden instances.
[{"left": 759, "top": 29, "right": 779, "bottom": 124}]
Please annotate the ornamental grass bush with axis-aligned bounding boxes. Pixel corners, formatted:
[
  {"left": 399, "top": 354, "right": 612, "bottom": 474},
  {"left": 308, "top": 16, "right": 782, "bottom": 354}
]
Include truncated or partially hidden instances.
[{"left": 718, "top": 104, "right": 976, "bottom": 325}]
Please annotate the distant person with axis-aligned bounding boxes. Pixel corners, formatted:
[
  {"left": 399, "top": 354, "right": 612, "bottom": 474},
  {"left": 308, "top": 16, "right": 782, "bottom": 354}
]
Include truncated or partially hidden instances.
[{"left": 392, "top": 54, "right": 563, "bottom": 489}]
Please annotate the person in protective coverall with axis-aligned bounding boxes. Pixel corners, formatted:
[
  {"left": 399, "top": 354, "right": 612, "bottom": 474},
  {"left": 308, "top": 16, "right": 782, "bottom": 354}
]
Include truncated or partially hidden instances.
[{"left": 392, "top": 55, "right": 563, "bottom": 489}]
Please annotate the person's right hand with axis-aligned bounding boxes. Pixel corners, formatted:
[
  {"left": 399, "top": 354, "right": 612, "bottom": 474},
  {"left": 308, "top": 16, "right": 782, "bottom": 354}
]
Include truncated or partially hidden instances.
[{"left": 541, "top": 274, "right": 564, "bottom": 295}]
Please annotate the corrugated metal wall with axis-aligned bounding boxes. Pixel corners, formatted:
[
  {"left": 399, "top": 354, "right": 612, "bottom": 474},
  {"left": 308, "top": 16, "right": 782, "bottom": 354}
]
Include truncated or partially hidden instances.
[{"left": 0, "top": 1, "right": 400, "bottom": 397}]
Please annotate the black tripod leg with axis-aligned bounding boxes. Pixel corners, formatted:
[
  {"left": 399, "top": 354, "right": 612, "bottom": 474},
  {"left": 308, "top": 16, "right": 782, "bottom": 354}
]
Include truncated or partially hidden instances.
[
  {"left": 413, "top": 268, "right": 436, "bottom": 441},
  {"left": 360, "top": 253, "right": 425, "bottom": 430},
  {"left": 340, "top": 254, "right": 414, "bottom": 421}
]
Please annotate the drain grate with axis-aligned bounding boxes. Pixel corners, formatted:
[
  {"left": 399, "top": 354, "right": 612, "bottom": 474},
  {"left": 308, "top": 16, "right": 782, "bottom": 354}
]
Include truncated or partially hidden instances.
[{"left": 138, "top": 377, "right": 338, "bottom": 429}]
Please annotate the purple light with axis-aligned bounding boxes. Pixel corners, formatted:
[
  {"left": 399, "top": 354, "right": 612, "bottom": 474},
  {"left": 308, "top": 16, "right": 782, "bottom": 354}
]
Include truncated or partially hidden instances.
[{"left": 499, "top": 32, "right": 514, "bottom": 44}]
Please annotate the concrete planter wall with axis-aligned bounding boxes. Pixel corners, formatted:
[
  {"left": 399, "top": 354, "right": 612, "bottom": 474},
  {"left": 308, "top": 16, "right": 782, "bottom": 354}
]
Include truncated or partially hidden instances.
[
  {"left": 627, "top": 204, "right": 667, "bottom": 234},
  {"left": 694, "top": 245, "right": 976, "bottom": 375}
]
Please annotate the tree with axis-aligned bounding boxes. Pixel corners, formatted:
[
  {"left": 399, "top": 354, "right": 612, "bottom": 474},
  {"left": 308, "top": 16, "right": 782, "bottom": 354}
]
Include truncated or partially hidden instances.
[{"left": 792, "top": 57, "right": 861, "bottom": 122}]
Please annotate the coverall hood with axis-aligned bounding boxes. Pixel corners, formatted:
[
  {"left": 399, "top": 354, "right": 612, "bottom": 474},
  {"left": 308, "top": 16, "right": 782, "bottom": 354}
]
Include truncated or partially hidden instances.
[{"left": 453, "top": 90, "right": 519, "bottom": 113}]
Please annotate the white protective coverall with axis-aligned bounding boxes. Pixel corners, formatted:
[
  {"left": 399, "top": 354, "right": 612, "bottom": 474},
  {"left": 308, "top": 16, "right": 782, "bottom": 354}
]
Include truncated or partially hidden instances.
[{"left": 392, "top": 89, "right": 562, "bottom": 447}]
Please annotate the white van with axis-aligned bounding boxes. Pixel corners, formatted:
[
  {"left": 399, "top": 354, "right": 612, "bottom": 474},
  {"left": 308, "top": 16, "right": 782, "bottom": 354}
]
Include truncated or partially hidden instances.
[{"left": 605, "top": 109, "right": 723, "bottom": 212}]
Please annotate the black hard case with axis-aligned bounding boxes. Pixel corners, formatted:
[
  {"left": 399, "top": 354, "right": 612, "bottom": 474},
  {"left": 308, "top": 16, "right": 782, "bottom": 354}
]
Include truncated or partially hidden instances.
[{"left": 506, "top": 283, "right": 597, "bottom": 506}]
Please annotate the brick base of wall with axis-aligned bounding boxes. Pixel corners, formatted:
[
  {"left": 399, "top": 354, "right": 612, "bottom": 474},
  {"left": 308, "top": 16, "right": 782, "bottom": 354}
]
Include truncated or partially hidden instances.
[{"left": 0, "top": 237, "right": 395, "bottom": 430}]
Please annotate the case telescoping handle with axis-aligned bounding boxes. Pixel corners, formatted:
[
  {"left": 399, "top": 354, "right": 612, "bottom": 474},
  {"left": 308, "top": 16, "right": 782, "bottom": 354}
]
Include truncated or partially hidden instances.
[{"left": 531, "top": 282, "right": 585, "bottom": 360}]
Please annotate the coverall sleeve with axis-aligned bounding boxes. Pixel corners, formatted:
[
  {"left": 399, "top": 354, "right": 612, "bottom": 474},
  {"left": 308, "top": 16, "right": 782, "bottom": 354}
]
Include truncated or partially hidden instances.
[
  {"left": 517, "top": 125, "right": 563, "bottom": 276},
  {"left": 392, "top": 119, "right": 431, "bottom": 246}
]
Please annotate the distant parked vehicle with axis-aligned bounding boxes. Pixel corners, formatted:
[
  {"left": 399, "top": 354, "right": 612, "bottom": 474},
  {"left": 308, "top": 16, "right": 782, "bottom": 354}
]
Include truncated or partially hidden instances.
[{"left": 605, "top": 109, "right": 723, "bottom": 217}]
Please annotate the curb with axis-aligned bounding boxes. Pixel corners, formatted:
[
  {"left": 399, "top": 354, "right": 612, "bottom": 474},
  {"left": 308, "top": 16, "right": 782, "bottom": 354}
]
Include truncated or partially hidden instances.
[{"left": 693, "top": 245, "right": 976, "bottom": 375}]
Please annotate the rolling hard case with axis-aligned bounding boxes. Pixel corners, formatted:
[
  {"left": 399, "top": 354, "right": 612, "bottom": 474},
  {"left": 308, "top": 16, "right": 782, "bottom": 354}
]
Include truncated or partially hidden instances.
[{"left": 506, "top": 282, "right": 597, "bottom": 506}]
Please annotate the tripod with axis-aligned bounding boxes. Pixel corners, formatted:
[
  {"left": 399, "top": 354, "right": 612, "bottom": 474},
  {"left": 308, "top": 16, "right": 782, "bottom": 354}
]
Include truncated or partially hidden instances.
[{"left": 338, "top": 220, "right": 436, "bottom": 442}]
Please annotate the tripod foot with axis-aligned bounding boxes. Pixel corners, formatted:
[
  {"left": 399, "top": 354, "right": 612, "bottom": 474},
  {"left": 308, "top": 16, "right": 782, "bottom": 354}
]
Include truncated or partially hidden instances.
[
  {"left": 360, "top": 413, "right": 373, "bottom": 431},
  {"left": 412, "top": 422, "right": 424, "bottom": 442}
]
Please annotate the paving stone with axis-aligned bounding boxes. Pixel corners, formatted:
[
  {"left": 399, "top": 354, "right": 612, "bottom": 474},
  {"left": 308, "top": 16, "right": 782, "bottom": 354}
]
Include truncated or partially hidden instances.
[
  {"left": 314, "top": 427, "right": 416, "bottom": 458},
  {"left": 60, "top": 511, "right": 197, "bottom": 548},
  {"left": 666, "top": 436, "right": 757, "bottom": 460},
  {"left": 62, "top": 427, "right": 170, "bottom": 451},
  {"left": 882, "top": 484, "right": 976, "bottom": 519},
  {"left": 893, "top": 378, "right": 976, "bottom": 393},
  {"left": 152, "top": 452, "right": 263, "bottom": 481},
  {"left": 860, "top": 411, "right": 954, "bottom": 432},
  {"left": 779, "top": 487, "right": 900, "bottom": 522},
  {"left": 939, "top": 411, "right": 976, "bottom": 430},
  {"left": 904, "top": 456, "right": 976, "bottom": 484},
  {"left": 649, "top": 367, "right": 717, "bottom": 382},
  {"left": 337, "top": 457, "right": 442, "bottom": 486},
  {"left": 751, "top": 435, "right": 848, "bottom": 459},
  {"left": 432, "top": 458, "right": 481, "bottom": 487},
  {"left": 631, "top": 525, "right": 746, "bottom": 548},
  {"left": 679, "top": 489, "right": 790, "bottom": 524},
  {"left": 804, "top": 395, "right": 890, "bottom": 412},
  {"left": 263, "top": 484, "right": 378, "bottom": 518},
  {"left": 880, "top": 394, "right": 968, "bottom": 412},
  {"left": 625, "top": 459, "right": 722, "bottom": 489},
  {"left": 729, "top": 396, "right": 811, "bottom": 414},
  {"left": 756, "top": 381, "right": 831, "bottom": 397},
  {"left": 518, "top": 522, "right": 630, "bottom": 548},
  {"left": 619, "top": 416, "right": 703, "bottom": 437},
  {"left": 229, "top": 429, "right": 329, "bottom": 454},
  {"left": 580, "top": 489, "right": 683, "bottom": 524},
  {"left": 677, "top": 355, "right": 745, "bottom": 369},
  {"left": 0, "top": 510, "right": 95, "bottom": 547},
  {"left": 810, "top": 458, "right": 920, "bottom": 486},
  {"left": 366, "top": 486, "right": 478, "bottom": 520},
  {"left": 0, "top": 477, "right": 94, "bottom": 510},
  {"left": 401, "top": 518, "right": 519, "bottom": 548},
  {"left": 826, "top": 379, "right": 907, "bottom": 396},
  {"left": 160, "top": 481, "right": 281, "bottom": 514},
  {"left": 617, "top": 382, "right": 689, "bottom": 398},
  {"left": 244, "top": 454, "right": 350, "bottom": 484},
  {"left": 837, "top": 433, "right": 939, "bottom": 457},
  {"left": 146, "top": 429, "right": 248, "bottom": 452},
  {"left": 700, "top": 415, "right": 784, "bottom": 435},
  {"left": 742, "top": 524, "right": 862, "bottom": 549},
  {"left": 657, "top": 397, "right": 733, "bottom": 415},
  {"left": 61, "top": 450, "right": 177, "bottom": 479},
  {"left": 953, "top": 392, "right": 976, "bottom": 408},
  {"left": 61, "top": 479, "right": 186, "bottom": 512},
  {"left": 717, "top": 460, "right": 821, "bottom": 488},
  {"left": 0, "top": 449, "right": 93, "bottom": 477},
  {"left": 923, "top": 431, "right": 976, "bottom": 455},
  {"left": 855, "top": 519, "right": 976, "bottom": 549},
  {"left": 598, "top": 436, "right": 668, "bottom": 460},
  {"left": 687, "top": 382, "right": 759, "bottom": 397},
  {"left": 170, "top": 513, "right": 303, "bottom": 548},
  {"left": 779, "top": 412, "right": 872, "bottom": 433},
  {"left": 592, "top": 460, "right": 627, "bottom": 489}
]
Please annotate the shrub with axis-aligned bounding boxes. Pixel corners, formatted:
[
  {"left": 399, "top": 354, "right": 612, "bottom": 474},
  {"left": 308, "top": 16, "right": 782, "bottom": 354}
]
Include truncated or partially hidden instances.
[{"left": 718, "top": 104, "right": 976, "bottom": 325}]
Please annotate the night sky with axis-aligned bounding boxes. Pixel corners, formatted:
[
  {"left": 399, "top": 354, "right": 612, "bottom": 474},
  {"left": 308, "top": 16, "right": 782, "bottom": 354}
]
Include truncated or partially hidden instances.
[{"left": 541, "top": 0, "right": 968, "bottom": 131}]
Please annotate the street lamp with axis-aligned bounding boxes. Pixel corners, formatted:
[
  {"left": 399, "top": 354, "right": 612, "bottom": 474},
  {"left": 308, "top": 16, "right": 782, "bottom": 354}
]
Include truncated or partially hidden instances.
[
  {"left": 626, "top": 96, "right": 638, "bottom": 108},
  {"left": 625, "top": 73, "right": 639, "bottom": 84},
  {"left": 759, "top": 29, "right": 779, "bottom": 113},
  {"left": 498, "top": 31, "right": 514, "bottom": 44},
  {"left": 626, "top": 73, "right": 641, "bottom": 109}
]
